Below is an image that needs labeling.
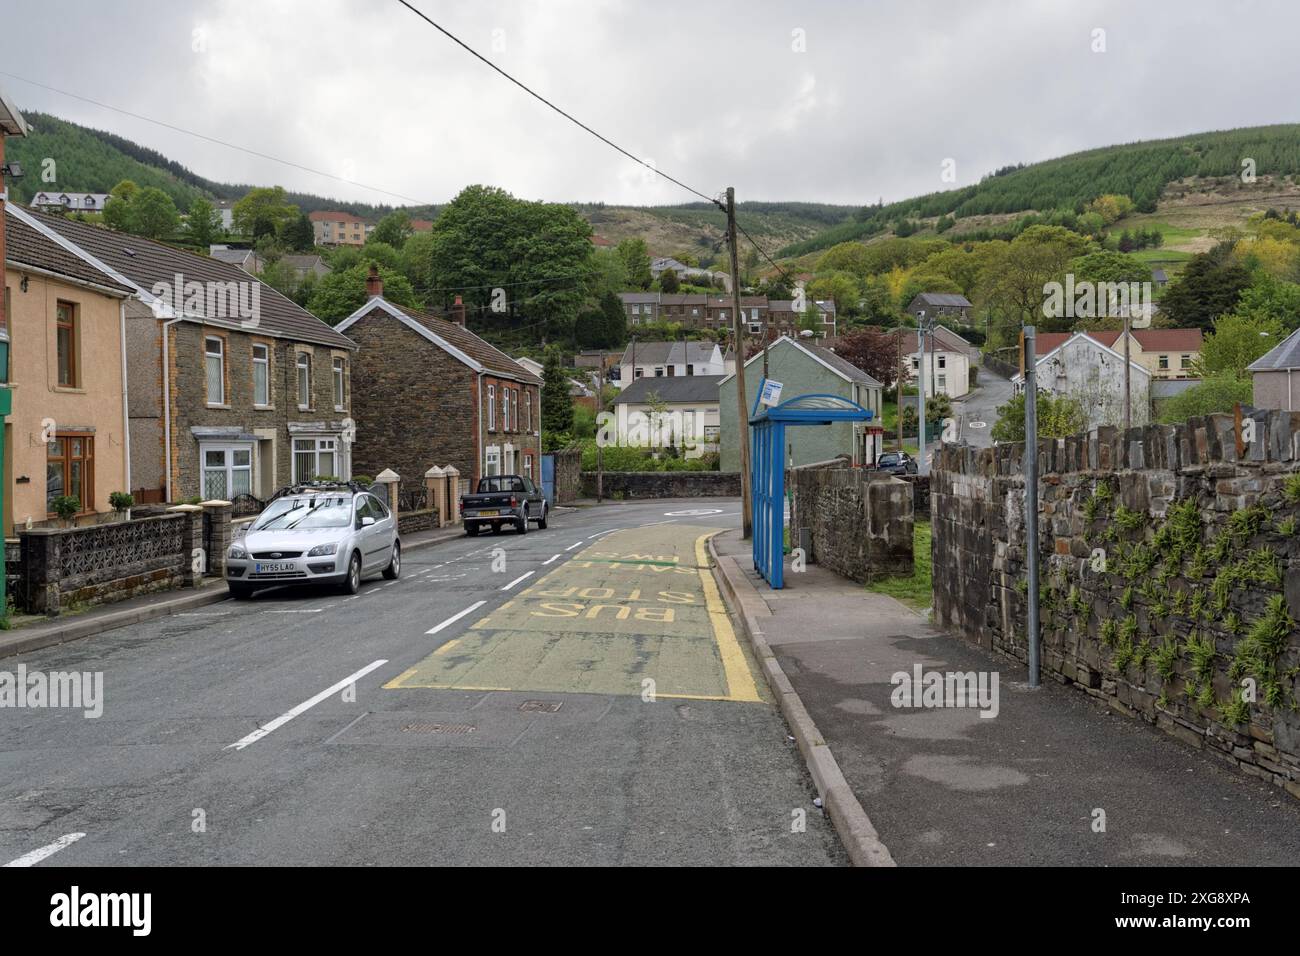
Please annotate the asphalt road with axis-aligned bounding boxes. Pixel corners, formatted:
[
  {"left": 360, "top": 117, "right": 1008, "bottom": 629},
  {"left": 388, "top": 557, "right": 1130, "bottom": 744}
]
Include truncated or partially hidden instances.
[
  {"left": 954, "top": 363, "right": 1015, "bottom": 449},
  {"left": 0, "top": 499, "right": 846, "bottom": 867}
]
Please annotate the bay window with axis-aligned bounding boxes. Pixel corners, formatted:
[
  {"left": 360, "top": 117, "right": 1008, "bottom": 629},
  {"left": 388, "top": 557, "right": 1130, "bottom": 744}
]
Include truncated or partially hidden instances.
[{"left": 293, "top": 437, "right": 339, "bottom": 483}]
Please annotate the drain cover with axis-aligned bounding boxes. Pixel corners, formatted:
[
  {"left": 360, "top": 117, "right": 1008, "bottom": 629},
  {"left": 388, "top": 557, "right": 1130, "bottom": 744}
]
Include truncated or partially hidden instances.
[
  {"left": 518, "top": 700, "right": 563, "bottom": 713},
  {"left": 401, "top": 722, "right": 476, "bottom": 735}
]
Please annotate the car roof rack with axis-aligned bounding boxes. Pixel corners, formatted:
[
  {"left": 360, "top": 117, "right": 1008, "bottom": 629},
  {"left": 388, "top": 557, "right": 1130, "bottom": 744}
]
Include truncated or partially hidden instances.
[{"left": 266, "top": 479, "right": 370, "bottom": 502}]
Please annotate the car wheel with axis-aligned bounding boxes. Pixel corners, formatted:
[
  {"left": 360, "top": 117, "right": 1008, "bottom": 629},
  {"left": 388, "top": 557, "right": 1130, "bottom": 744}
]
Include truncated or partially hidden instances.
[
  {"left": 383, "top": 541, "right": 401, "bottom": 579},
  {"left": 517, "top": 509, "right": 528, "bottom": 534},
  {"left": 465, "top": 523, "right": 479, "bottom": 537},
  {"left": 537, "top": 504, "right": 548, "bottom": 529},
  {"left": 228, "top": 582, "right": 253, "bottom": 600},
  {"left": 341, "top": 551, "right": 362, "bottom": 594}
]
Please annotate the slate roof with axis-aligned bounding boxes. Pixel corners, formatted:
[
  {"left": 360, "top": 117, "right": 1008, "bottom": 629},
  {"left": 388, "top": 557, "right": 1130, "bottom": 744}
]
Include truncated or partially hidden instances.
[
  {"left": 1249, "top": 327, "right": 1300, "bottom": 372},
  {"left": 613, "top": 375, "right": 724, "bottom": 405},
  {"left": 808, "top": 344, "right": 883, "bottom": 387},
  {"left": 4, "top": 206, "right": 134, "bottom": 295},
  {"left": 26, "top": 207, "right": 355, "bottom": 349},
  {"left": 618, "top": 340, "right": 718, "bottom": 366},
  {"left": 340, "top": 297, "right": 542, "bottom": 384},
  {"left": 910, "top": 292, "right": 972, "bottom": 308}
]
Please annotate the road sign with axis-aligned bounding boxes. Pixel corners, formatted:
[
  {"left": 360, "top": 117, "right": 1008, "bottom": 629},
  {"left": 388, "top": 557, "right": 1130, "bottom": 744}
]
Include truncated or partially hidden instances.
[{"left": 759, "top": 379, "right": 783, "bottom": 407}]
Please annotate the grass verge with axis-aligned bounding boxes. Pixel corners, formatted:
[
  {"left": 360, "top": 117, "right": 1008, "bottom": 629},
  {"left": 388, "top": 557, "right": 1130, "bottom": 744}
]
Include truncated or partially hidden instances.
[{"left": 866, "top": 519, "right": 931, "bottom": 610}]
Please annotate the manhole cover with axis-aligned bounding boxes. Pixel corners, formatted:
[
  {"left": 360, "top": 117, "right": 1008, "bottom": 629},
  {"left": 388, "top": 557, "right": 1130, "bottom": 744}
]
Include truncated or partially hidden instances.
[
  {"left": 519, "top": 700, "right": 563, "bottom": 713},
  {"left": 968, "top": 421, "right": 987, "bottom": 428},
  {"left": 401, "top": 722, "right": 476, "bottom": 735}
]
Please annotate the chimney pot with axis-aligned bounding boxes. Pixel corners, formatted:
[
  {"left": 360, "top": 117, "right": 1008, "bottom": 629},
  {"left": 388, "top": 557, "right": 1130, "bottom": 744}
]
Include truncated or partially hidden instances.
[
  {"left": 365, "top": 263, "right": 383, "bottom": 298},
  {"left": 452, "top": 294, "right": 466, "bottom": 328}
]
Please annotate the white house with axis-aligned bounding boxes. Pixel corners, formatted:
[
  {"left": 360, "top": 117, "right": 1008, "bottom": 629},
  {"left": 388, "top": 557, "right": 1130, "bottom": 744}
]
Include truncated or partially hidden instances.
[
  {"left": 616, "top": 340, "right": 726, "bottom": 387},
  {"left": 1012, "top": 331, "right": 1151, "bottom": 430},
  {"left": 610, "top": 375, "right": 723, "bottom": 458},
  {"left": 889, "top": 325, "right": 974, "bottom": 399},
  {"left": 514, "top": 355, "right": 595, "bottom": 398}
]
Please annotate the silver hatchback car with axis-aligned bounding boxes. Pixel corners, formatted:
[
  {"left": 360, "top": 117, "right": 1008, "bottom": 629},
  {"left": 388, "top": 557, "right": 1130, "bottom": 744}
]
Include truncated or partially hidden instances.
[{"left": 224, "top": 486, "right": 400, "bottom": 599}]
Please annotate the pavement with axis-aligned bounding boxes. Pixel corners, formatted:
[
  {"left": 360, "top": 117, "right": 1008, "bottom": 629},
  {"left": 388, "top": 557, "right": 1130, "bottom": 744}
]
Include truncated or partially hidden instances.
[
  {"left": 711, "top": 529, "right": 1300, "bottom": 866},
  {"left": 0, "top": 498, "right": 847, "bottom": 867}
]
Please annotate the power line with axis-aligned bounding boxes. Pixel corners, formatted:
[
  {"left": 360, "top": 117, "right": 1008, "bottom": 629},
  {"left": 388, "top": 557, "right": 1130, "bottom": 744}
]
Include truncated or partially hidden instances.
[
  {"left": 0, "top": 71, "right": 433, "bottom": 207},
  {"left": 393, "top": 0, "right": 722, "bottom": 209}
]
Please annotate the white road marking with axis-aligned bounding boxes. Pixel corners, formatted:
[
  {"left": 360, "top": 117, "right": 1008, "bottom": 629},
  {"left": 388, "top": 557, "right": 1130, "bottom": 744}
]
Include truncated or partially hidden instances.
[
  {"left": 177, "top": 611, "right": 232, "bottom": 617},
  {"left": 500, "top": 571, "right": 535, "bottom": 591},
  {"left": 426, "top": 600, "right": 487, "bottom": 635},
  {"left": 664, "top": 509, "right": 722, "bottom": 516},
  {"left": 542, "top": 553, "right": 562, "bottom": 565},
  {"left": 226, "top": 659, "right": 388, "bottom": 751},
  {"left": 267, "top": 608, "right": 323, "bottom": 614},
  {"left": 587, "top": 528, "right": 621, "bottom": 539},
  {"left": 564, "top": 541, "right": 584, "bottom": 551},
  {"left": 4, "top": 832, "right": 85, "bottom": 867}
]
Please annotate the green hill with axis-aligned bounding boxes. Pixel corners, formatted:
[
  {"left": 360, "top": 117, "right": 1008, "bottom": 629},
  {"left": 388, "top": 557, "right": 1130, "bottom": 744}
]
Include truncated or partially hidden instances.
[
  {"left": 3, "top": 111, "right": 854, "bottom": 256},
  {"left": 780, "top": 124, "right": 1300, "bottom": 257}
]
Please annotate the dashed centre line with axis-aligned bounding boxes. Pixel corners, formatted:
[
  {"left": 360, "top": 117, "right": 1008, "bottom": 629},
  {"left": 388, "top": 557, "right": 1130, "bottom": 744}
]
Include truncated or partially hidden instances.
[
  {"left": 500, "top": 571, "right": 535, "bottom": 591},
  {"left": 425, "top": 600, "right": 487, "bottom": 635},
  {"left": 226, "top": 659, "right": 388, "bottom": 751},
  {"left": 3, "top": 832, "right": 85, "bottom": 868}
]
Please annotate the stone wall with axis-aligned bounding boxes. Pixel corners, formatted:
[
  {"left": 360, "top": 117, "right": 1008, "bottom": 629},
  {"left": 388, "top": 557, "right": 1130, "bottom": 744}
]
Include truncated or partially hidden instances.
[
  {"left": 551, "top": 445, "right": 583, "bottom": 503},
  {"left": 788, "top": 465, "right": 914, "bottom": 584},
  {"left": 580, "top": 471, "right": 740, "bottom": 499},
  {"left": 932, "top": 413, "right": 1300, "bottom": 800}
]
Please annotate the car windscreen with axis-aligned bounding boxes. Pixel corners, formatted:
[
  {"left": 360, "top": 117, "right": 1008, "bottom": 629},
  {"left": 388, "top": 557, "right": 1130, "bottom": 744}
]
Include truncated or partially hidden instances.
[
  {"left": 252, "top": 496, "right": 353, "bottom": 530},
  {"left": 878, "top": 454, "right": 900, "bottom": 466}
]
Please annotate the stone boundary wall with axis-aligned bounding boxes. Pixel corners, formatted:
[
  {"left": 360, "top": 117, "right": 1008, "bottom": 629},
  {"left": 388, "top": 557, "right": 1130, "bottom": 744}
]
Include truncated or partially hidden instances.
[
  {"left": 552, "top": 446, "right": 583, "bottom": 503},
  {"left": 580, "top": 471, "right": 740, "bottom": 499},
  {"left": 932, "top": 412, "right": 1300, "bottom": 799},
  {"left": 788, "top": 465, "right": 914, "bottom": 584}
]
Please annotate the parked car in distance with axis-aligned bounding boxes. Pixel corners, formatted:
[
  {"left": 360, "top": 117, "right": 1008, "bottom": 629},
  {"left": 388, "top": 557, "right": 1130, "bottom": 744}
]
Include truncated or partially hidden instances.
[
  {"left": 874, "top": 451, "right": 918, "bottom": 476},
  {"left": 461, "top": 475, "right": 548, "bottom": 535},
  {"left": 225, "top": 482, "right": 399, "bottom": 599}
]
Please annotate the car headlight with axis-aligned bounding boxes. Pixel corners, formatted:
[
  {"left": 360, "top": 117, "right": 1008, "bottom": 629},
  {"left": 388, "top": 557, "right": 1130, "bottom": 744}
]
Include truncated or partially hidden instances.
[
  {"left": 307, "top": 542, "right": 338, "bottom": 557},
  {"left": 228, "top": 546, "right": 248, "bottom": 560}
]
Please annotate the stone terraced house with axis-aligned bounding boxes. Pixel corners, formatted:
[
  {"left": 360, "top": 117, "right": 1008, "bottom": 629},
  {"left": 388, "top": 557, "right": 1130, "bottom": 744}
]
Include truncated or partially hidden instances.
[
  {"left": 337, "top": 268, "right": 543, "bottom": 499},
  {"left": 27, "top": 208, "right": 358, "bottom": 503}
]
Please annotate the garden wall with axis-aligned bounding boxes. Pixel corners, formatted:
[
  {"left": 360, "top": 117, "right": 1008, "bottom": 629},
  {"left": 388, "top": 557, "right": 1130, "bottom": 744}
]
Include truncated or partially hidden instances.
[
  {"left": 580, "top": 471, "right": 740, "bottom": 499},
  {"left": 932, "top": 412, "right": 1300, "bottom": 800},
  {"left": 788, "top": 465, "right": 914, "bottom": 583}
]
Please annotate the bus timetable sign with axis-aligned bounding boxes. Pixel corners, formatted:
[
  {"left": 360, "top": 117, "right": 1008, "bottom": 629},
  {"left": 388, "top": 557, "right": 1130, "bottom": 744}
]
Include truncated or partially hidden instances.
[{"left": 759, "top": 379, "right": 783, "bottom": 407}]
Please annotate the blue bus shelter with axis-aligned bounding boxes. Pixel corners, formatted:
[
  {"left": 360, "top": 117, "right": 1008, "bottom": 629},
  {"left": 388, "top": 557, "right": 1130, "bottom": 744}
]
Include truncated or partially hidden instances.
[{"left": 750, "top": 389, "right": 874, "bottom": 589}]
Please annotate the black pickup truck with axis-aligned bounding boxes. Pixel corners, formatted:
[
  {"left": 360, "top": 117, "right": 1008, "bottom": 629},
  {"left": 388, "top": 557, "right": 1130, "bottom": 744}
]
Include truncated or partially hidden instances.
[{"left": 460, "top": 475, "right": 549, "bottom": 535}]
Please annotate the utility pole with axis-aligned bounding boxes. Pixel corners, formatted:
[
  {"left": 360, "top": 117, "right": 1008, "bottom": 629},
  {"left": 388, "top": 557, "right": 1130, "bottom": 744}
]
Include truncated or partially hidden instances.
[
  {"left": 727, "top": 186, "right": 753, "bottom": 538},
  {"left": 596, "top": 350, "right": 605, "bottom": 503},
  {"left": 916, "top": 311, "right": 928, "bottom": 477},
  {"left": 896, "top": 327, "right": 904, "bottom": 450},
  {"left": 1024, "top": 325, "right": 1041, "bottom": 688}
]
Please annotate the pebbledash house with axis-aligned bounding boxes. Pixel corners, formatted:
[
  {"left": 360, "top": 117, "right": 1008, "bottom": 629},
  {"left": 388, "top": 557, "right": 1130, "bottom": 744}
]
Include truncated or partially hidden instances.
[{"left": 27, "top": 209, "right": 358, "bottom": 503}]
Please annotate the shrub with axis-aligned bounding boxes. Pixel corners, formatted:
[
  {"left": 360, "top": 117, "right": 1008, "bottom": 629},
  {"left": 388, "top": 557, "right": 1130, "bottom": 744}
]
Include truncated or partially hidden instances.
[
  {"left": 108, "top": 491, "right": 135, "bottom": 511},
  {"left": 50, "top": 495, "right": 80, "bottom": 523}
]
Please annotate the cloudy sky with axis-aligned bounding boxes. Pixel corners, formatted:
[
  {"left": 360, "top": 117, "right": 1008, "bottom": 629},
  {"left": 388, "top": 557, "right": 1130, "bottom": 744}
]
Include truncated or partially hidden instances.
[{"left": 3, "top": 0, "right": 1297, "bottom": 209}]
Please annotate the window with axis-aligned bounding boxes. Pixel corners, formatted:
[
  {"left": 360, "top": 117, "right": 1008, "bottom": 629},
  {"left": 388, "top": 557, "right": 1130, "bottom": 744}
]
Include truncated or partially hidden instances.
[
  {"left": 911, "top": 358, "right": 920, "bottom": 370},
  {"left": 485, "top": 446, "right": 501, "bottom": 476},
  {"left": 686, "top": 364, "right": 694, "bottom": 376},
  {"left": 297, "top": 353, "right": 311, "bottom": 407},
  {"left": 503, "top": 388, "right": 511, "bottom": 432},
  {"left": 47, "top": 435, "right": 94, "bottom": 513},
  {"left": 704, "top": 425, "right": 720, "bottom": 443},
  {"left": 201, "top": 444, "right": 251, "bottom": 500},
  {"left": 488, "top": 385, "right": 496, "bottom": 431},
  {"left": 938, "top": 355, "right": 946, "bottom": 369},
  {"left": 252, "top": 344, "right": 270, "bottom": 406},
  {"left": 749, "top": 323, "right": 762, "bottom": 334},
  {"left": 937, "top": 374, "right": 947, "bottom": 391},
  {"left": 524, "top": 454, "right": 533, "bottom": 479},
  {"left": 691, "top": 308, "right": 699, "bottom": 317},
  {"left": 1180, "top": 354, "right": 1192, "bottom": 369},
  {"left": 1158, "top": 355, "right": 1169, "bottom": 370},
  {"left": 293, "top": 437, "right": 339, "bottom": 482},
  {"left": 635, "top": 368, "right": 644, "bottom": 379},
  {"left": 332, "top": 357, "right": 345, "bottom": 410},
  {"left": 56, "top": 301, "right": 78, "bottom": 387},
  {"left": 525, "top": 391, "right": 532, "bottom": 432},
  {"left": 654, "top": 367, "right": 665, "bottom": 377},
  {"left": 204, "top": 337, "right": 225, "bottom": 404},
  {"left": 632, "top": 305, "right": 640, "bottom": 316}
]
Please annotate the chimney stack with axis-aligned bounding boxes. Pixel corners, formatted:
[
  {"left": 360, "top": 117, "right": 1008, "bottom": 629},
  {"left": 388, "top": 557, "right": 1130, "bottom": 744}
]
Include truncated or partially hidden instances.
[
  {"left": 452, "top": 294, "right": 466, "bottom": 328},
  {"left": 365, "top": 263, "right": 383, "bottom": 299}
]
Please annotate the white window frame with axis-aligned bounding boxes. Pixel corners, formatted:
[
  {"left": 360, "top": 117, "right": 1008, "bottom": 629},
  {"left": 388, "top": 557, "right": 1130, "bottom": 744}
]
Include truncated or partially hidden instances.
[
  {"left": 200, "top": 442, "right": 253, "bottom": 499},
  {"left": 524, "top": 454, "right": 533, "bottom": 480},
  {"left": 488, "top": 384, "right": 496, "bottom": 431},
  {"left": 296, "top": 352, "right": 312, "bottom": 409},
  {"left": 525, "top": 391, "right": 532, "bottom": 432},
  {"left": 292, "top": 436, "right": 343, "bottom": 483},
  {"left": 252, "top": 343, "right": 270, "bottom": 407},
  {"left": 485, "top": 445, "right": 501, "bottom": 476},
  {"left": 205, "top": 336, "right": 225, "bottom": 405},
  {"left": 332, "top": 357, "right": 345, "bottom": 411},
  {"left": 503, "top": 388, "right": 511, "bottom": 432}
]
